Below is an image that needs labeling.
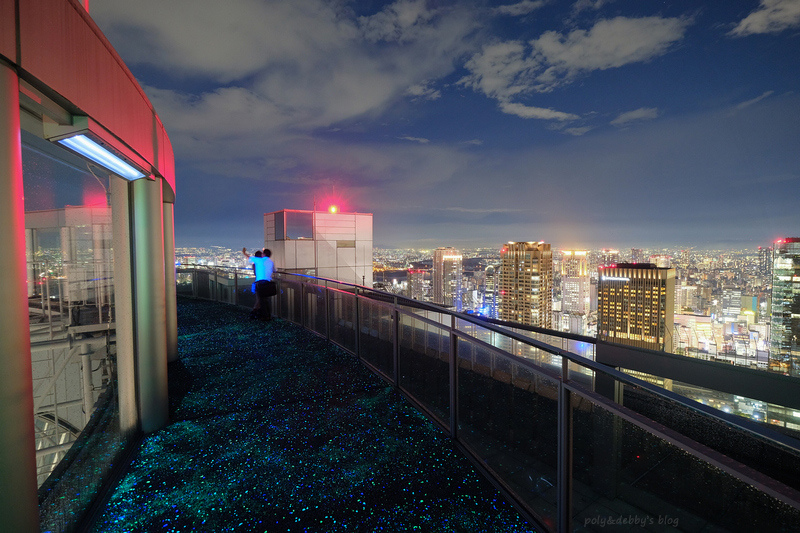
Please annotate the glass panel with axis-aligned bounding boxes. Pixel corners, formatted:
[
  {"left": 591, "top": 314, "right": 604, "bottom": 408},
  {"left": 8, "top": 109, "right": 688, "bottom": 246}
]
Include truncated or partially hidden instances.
[
  {"left": 457, "top": 338, "right": 559, "bottom": 526},
  {"left": 620, "top": 380, "right": 800, "bottom": 495},
  {"left": 280, "top": 281, "right": 302, "bottom": 324},
  {"left": 329, "top": 290, "right": 356, "bottom": 353},
  {"left": 237, "top": 272, "right": 257, "bottom": 310},
  {"left": 398, "top": 315, "right": 450, "bottom": 426},
  {"left": 195, "top": 270, "right": 210, "bottom": 299},
  {"left": 358, "top": 298, "right": 394, "bottom": 379},
  {"left": 570, "top": 391, "right": 800, "bottom": 530},
  {"left": 285, "top": 211, "right": 313, "bottom": 239},
  {"left": 176, "top": 271, "right": 194, "bottom": 296},
  {"left": 23, "top": 133, "right": 127, "bottom": 531},
  {"left": 303, "top": 283, "right": 327, "bottom": 336}
]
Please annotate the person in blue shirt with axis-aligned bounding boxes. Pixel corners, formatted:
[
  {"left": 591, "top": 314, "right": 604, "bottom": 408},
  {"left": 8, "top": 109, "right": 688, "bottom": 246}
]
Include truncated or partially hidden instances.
[{"left": 243, "top": 247, "right": 275, "bottom": 321}]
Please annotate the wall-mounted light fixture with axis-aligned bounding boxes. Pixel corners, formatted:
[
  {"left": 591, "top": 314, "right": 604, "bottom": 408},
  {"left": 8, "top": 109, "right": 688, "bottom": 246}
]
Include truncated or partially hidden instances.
[{"left": 44, "top": 116, "right": 149, "bottom": 180}]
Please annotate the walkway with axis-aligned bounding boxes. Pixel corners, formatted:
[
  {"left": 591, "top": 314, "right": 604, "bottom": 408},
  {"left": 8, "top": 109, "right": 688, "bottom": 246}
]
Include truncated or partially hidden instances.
[{"left": 91, "top": 298, "right": 537, "bottom": 532}]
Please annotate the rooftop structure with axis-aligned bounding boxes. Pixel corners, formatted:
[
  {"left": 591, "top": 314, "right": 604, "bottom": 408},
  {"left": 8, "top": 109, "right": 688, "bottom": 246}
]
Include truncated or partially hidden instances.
[{"left": 264, "top": 208, "right": 373, "bottom": 287}]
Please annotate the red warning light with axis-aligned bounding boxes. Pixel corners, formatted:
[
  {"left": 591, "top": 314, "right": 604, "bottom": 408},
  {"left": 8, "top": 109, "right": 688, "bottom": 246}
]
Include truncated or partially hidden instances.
[{"left": 328, "top": 205, "right": 338, "bottom": 214}]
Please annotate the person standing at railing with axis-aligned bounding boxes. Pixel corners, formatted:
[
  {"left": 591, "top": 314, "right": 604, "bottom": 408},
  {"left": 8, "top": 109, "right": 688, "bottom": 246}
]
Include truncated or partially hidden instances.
[{"left": 242, "top": 247, "right": 275, "bottom": 321}]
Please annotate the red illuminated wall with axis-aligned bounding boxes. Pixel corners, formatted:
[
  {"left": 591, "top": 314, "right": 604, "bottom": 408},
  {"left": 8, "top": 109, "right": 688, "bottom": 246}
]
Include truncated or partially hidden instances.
[{"left": 0, "top": 0, "right": 175, "bottom": 197}]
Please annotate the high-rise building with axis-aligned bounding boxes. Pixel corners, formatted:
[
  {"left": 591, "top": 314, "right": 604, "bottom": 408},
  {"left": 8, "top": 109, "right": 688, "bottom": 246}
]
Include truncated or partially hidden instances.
[
  {"left": 649, "top": 254, "right": 672, "bottom": 268},
  {"left": 561, "top": 250, "right": 589, "bottom": 314},
  {"left": 631, "top": 248, "right": 645, "bottom": 264},
  {"left": 770, "top": 238, "right": 800, "bottom": 365},
  {"left": 408, "top": 269, "right": 426, "bottom": 300},
  {"left": 598, "top": 263, "right": 676, "bottom": 352},
  {"left": 483, "top": 264, "right": 497, "bottom": 318},
  {"left": 498, "top": 242, "right": 552, "bottom": 327},
  {"left": 264, "top": 208, "right": 373, "bottom": 287},
  {"left": 432, "top": 247, "right": 462, "bottom": 309},
  {"left": 722, "top": 286, "right": 743, "bottom": 318},
  {"left": 759, "top": 245, "right": 774, "bottom": 281},
  {"left": 599, "top": 249, "right": 620, "bottom": 267},
  {"left": 560, "top": 251, "right": 589, "bottom": 334}
]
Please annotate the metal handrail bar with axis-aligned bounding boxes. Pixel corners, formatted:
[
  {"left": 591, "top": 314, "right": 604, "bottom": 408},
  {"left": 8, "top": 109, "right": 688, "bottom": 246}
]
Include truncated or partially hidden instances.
[{"left": 180, "top": 266, "right": 800, "bottom": 452}]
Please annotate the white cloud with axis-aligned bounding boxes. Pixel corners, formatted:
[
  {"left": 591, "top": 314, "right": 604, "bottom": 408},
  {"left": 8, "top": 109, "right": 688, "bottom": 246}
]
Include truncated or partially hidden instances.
[
  {"left": 460, "top": 41, "right": 540, "bottom": 100},
  {"left": 398, "top": 136, "right": 431, "bottom": 143},
  {"left": 530, "top": 16, "right": 690, "bottom": 89},
  {"left": 730, "top": 0, "right": 800, "bottom": 36},
  {"left": 499, "top": 101, "right": 580, "bottom": 121},
  {"left": 460, "top": 16, "right": 688, "bottom": 121},
  {"left": 405, "top": 82, "right": 442, "bottom": 100},
  {"left": 462, "top": 139, "right": 484, "bottom": 145},
  {"left": 93, "top": 0, "right": 480, "bottom": 153},
  {"left": 611, "top": 107, "right": 659, "bottom": 126},
  {"left": 359, "top": 0, "right": 435, "bottom": 42},
  {"left": 736, "top": 91, "right": 775, "bottom": 109},
  {"left": 494, "top": 1, "right": 548, "bottom": 16},
  {"left": 564, "top": 126, "right": 594, "bottom": 136},
  {"left": 572, "top": 0, "right": 613, "bottom": 15}
]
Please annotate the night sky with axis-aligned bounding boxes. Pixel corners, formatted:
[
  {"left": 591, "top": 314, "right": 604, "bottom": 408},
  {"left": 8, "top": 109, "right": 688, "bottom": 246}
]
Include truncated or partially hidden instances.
[{"left": 91, "top": 0, "right": 800, "bottom": 250}]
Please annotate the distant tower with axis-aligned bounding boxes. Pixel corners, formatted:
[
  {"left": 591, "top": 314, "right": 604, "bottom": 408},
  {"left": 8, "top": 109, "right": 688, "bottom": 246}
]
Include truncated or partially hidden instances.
[
  {"left": 598, "top": 263, "right": 675, "bottom": 352},
  {"left": 759, "top": 245, "right": 774, "bottom": 281},
  {"left": 561, "top": 251, "right": 589, "bottom": 334},
  {"left": 631, "top": 248, "right": 645, "bottom": 264},
  {"left": 408, "top": 269, "right": 426, "bottom": 300},
  {"left": 770, "top": 238, "right": 800, "bottom": 367},
  {"left": 498, "top": 242, "right": 553, "bottom": 327},
  {"left": 433, "top": 247, "right": 462, "bottom": 309},
  {"left": 483, "top": 264, "right": 497, "bottom": 318},
  {"left": 264, "top": 208, "right": 373, "bottom": 286},
  {"left": 599, "top": 248, "right": 620, "bottom": 267},
  {"left": 649, "top": 254, "right": 671, "bottom": 268}
]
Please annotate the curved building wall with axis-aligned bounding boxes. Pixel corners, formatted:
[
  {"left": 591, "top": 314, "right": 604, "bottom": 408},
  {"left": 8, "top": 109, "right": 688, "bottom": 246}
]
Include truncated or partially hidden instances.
[
  {"left": 2, "top": 0, "right": 175, "bottom": 196},
  {"left": 0, "top": 1, "right": 176, "bottom": 531}
]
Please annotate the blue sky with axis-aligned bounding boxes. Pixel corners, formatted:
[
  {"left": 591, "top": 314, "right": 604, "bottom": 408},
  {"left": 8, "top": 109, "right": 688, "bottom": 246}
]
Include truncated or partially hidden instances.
[{"left": 91, "top": 0, "right": 800, "bottom": 250}]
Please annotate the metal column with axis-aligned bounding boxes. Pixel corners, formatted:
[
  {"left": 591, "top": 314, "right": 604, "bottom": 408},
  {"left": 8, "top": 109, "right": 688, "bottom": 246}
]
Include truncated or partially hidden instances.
[
  {"left": 163, "top": 201, "right": 178, "bottom": 362},
  {"left": 131, "top": 177, "right": 169, "bottom": 433},
  {"left": 0, "top": 59, "right": 40, "bottom": 533},
  {"left": 111, "top": 176, "right": 138, "bottom": 435}
]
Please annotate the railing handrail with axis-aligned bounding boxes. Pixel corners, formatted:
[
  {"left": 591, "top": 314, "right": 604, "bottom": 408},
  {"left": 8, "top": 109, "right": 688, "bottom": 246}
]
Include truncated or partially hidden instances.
[{"left": 178, "top": 265, "right": 800, "bottom": 453}]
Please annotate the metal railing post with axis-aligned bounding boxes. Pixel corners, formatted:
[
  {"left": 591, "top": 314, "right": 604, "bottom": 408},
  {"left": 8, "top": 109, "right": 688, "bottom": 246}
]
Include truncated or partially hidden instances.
[
  {"left": 393, "top": 308, "right": 400, "bottom": 385},
  {"left": 234, "top": 271, "right": 239, "bottom": 307},
  {"left": 557, "top": 355, "right": 573, "bottom": 533},
  {"left": 325, "top": 287, "right": 331, "bottom": 340},
  {"left": 300, "top": 282, "right": 306, "bottom": 328},
  {"left": 354, "top": 287, "right": 361, "bottom": 360},
  {"left": 450, "top": 314, "right": 458, "bottom": 438}
]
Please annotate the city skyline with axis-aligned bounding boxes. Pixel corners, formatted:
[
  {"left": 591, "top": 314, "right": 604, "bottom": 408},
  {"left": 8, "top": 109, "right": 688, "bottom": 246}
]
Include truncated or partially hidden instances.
[{"left": 92, "top": 0, "right": 800, "bottom": 250}]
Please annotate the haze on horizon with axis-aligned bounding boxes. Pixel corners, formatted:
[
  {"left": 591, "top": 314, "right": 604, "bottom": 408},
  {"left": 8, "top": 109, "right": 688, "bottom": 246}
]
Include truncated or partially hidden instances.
[{"left": 92, "top": 0, "right": 800, "bottom": 252}]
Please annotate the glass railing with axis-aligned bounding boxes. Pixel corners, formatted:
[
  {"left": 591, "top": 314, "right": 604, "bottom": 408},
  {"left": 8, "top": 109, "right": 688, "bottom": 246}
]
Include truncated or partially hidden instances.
[
  {"left": 178, "top": 266, "right": 800, "bottom": 531},
  {"left": 29, "top": 259, "right": 126, "bottom": 533}
]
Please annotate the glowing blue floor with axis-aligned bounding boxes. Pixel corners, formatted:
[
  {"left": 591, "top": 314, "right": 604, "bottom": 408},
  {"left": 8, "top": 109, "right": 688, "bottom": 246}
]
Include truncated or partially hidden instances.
[{"left": 91, "top": 298, "right": 537, "bottom": 532}]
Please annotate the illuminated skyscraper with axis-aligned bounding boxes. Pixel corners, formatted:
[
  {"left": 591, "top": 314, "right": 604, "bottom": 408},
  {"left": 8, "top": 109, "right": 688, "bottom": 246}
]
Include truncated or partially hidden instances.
[
  {"left": 561, "top": 251, "right": 589, "bottom": 314},
  {"left": 483, "top": 264, "right": 497, "bottom": 318},
  {"left": 599, "top": 249, "right": 620, "bottom": 267},
  {"left": 649, "top": 254, "right": 672, "bottom": 268},
  {"left": 408, "top": 268, "right": 426, "bottom": 300},
  {"left": 759, "top": 245, "right": 774, "bottom": 281},
  {"left": 631, "top": 248, "right": 645, "bottom": 264},
  {"left": 770, "top": 238, "right": 800, "bottom": 367},
  {"left": 598, "top": 263, "right": 675, "bottom": 352},
  {"left": 498, "top": 242, "right": 552, "bottom": 327},
  {"left": 433, "top": 247, "right": 462, "bottom": 309}
]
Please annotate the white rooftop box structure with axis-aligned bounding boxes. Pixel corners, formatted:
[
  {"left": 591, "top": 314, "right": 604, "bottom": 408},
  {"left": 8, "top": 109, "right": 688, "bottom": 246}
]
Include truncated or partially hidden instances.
[{"left": 264, "top": 209, "right": 372, "bottom": 287}]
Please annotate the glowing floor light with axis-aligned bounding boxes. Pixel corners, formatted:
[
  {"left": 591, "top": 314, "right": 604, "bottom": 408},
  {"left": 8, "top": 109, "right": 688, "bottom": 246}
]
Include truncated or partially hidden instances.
[{"left": 58, "top": 134, "right": 145, "bottom": 180}]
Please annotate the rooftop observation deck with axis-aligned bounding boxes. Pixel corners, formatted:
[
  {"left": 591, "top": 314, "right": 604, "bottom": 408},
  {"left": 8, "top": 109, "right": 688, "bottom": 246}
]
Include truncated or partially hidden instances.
[
  {"left": 89, "top": 297, "right": 535, "bottom": 532},
  {"left": 41, "top": 270, "right": 800, "bottom": 532}
]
